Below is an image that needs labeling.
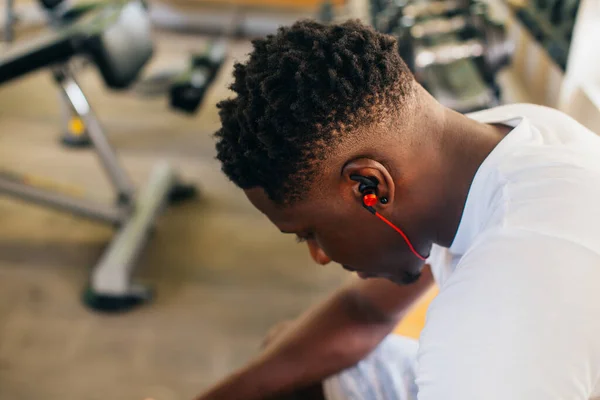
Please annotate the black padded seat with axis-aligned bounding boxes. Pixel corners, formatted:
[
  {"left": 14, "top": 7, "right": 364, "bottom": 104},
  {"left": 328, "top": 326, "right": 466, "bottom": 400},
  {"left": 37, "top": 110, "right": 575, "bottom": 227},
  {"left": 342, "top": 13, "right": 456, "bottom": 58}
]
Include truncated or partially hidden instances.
[{"left": 0, "top": 0, "right": 153, "bottom": 89}]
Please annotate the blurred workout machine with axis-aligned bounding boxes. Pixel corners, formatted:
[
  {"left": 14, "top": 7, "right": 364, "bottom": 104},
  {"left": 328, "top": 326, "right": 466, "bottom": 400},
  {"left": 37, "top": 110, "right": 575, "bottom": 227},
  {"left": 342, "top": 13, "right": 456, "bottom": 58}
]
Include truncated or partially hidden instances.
[
  {"left": 0, "top": 0, "right": 196, "bottom": 312},
  {"left": 168, "top": 40, "right": 227, "bottom": 113},
  {"left": 3, "top": 0, "right": 16, "bottom": 42},
  {"left": 512, "top": 0, "right": 580, "bottom": 71},
  {"left": 33, "top": 0, "right": 227, "bottom": 146},
  {"left": 134, "top": 38, "right": 227, "bottom": 114},
  {"left": 36, "top": 0, "right": 122, "bottom": 147},
  {"left": 369, "top": 0, "right": 513, "bottom": 113}
]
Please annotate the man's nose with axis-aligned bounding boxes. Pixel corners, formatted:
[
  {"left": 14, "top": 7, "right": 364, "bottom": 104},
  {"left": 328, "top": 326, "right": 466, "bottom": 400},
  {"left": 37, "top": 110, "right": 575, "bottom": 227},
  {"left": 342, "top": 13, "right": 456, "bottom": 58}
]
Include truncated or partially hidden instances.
[{"left": 306, "top": 240, "right": 332, "bottom": 265}]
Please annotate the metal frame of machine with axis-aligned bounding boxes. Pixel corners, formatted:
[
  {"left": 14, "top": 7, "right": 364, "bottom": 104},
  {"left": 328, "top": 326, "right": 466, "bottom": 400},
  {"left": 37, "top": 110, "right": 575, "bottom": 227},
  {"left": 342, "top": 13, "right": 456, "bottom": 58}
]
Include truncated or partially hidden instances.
[
  {"left": 369, "top": 0, "right": 513, "bottom": 113},
  {"left": 0, "top": 0, "right": 195, "bottom": 313}
]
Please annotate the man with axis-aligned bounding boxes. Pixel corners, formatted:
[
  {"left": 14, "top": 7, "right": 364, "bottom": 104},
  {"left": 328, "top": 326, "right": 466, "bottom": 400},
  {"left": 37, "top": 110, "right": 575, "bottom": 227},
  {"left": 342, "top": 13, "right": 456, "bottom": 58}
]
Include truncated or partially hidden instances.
[{"left": 197, "top": 18, "right": 600, "bottom": 400}]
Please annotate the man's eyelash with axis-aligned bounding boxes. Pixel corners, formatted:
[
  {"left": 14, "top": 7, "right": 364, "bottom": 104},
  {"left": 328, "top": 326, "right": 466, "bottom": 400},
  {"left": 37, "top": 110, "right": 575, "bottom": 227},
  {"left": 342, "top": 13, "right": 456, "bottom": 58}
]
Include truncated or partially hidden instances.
[{"left": 296, "top": 233, "right": 314, "bottom": 243}]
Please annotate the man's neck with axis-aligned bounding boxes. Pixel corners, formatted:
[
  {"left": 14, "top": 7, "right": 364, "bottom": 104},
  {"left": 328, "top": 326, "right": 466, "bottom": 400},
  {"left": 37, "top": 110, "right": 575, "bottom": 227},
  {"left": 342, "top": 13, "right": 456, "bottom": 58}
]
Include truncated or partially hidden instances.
[{"left": 432, "top": 108, "right": 512, "bottom": 248}]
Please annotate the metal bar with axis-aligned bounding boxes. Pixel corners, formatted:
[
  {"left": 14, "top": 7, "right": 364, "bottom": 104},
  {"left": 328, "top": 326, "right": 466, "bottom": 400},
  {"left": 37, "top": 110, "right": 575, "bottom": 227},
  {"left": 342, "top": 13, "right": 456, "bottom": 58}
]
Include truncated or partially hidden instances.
[
  {"left": 0, "top": 175, "right": 125, "bottom": 224},
  {"left": 55, "top": 69, "right": 136, "bottom": 202},
  {"left": 90, "top": 161, "right": 175, "bottom": 295},
  {"left": 0, "top": 30, "right": 75, "bottom": 85},
  {"left": 415, "top": 39, "right": 485, "bottom": 69},
  {"left": 4, "top": 0, "right": 14, "bottom": 42},
  {"left": 411, "top": 15, "right": 468, "bottom": 39},
  {"left": 403, "top": 0, "right": 466, "bottom": 19}
]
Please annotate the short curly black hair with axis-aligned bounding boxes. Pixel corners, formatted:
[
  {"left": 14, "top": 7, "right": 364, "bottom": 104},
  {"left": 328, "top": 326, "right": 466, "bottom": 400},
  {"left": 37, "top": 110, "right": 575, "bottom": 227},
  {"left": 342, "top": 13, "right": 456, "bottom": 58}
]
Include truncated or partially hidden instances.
[{"left": 215, "top": 18, "right": 415, "bottom": 204}]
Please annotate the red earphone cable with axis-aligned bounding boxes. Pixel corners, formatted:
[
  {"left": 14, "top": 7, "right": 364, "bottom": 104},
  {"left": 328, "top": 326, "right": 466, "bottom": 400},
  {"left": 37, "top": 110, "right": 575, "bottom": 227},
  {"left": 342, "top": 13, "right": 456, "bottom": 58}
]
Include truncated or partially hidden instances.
[{"left": 374, "top": 211, "right": 427, "bottom": 261}]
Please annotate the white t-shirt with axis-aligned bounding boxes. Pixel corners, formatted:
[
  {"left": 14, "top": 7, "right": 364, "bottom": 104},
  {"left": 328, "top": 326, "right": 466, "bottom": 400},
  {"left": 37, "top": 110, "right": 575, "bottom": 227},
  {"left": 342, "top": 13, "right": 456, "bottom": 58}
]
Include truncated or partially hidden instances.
[{"left": 418, "top": 103, "right": 600, "bottom": 399}]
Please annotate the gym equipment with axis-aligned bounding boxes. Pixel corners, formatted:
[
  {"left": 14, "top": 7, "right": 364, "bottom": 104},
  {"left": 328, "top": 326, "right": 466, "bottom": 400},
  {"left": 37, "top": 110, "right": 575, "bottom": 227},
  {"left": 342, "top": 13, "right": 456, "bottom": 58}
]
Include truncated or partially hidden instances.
[
  {"left": 36, "top": 0, "right": 111, "bottom": 148},
  {"left": 35, "top": 0, "right": 149, "bottom": 147},
  {"left": 374, "top": 0, "right": 473, "bottom": 34},
  {"left": 36, "top": 0, "right": 226, "bottom": 145},
  {"left": 133, "top": 39, "right": 227, "bottom": 114},
  {"left": 396, "top": 5, "right": 512, "bottom": 76},
  {"left": 3, "top": 0, "right": 16, "bottom": 42},
  {"left": 136, "top": 1, "right": 236, "bottom": 114},
  {"left": 371, "top": 0, "right": 513, "bottom": 113},
  {"left": 0, "top": 0, "right": 196, "bottom": 312},
  {"left": 169, "top": 40, "right": 227, "bottom": 113},
  {"left": 38, "top": 0, "right": 107, "bottom": 26},
  {"left": 512, "top": 0, "right": 581, "bottom": 70}
]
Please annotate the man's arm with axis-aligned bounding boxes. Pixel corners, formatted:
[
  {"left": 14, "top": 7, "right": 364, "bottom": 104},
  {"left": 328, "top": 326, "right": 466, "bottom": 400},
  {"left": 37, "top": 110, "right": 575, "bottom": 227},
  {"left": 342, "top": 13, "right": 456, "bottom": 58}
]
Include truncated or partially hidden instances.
[{"left": 195, "top": 265, "right": 434, "bottom": 400}]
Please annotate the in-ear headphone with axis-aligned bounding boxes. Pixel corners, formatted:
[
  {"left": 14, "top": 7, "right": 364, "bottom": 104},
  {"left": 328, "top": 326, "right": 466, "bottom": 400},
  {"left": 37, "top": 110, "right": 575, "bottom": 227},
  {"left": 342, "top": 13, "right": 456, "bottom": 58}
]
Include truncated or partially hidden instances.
[
  {"left": 350, "top": 175, "right": 427, "bottom": 261},
  {"left": 349, "top": 175, "right": 382, "bottom": 212}
]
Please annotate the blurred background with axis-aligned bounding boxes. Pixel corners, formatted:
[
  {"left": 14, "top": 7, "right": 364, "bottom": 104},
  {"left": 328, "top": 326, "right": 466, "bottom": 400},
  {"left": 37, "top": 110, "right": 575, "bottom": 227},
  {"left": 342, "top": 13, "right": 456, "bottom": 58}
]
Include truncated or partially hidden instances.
[{"left": 0, "top": 0, "right": 598, "bottom": 398}]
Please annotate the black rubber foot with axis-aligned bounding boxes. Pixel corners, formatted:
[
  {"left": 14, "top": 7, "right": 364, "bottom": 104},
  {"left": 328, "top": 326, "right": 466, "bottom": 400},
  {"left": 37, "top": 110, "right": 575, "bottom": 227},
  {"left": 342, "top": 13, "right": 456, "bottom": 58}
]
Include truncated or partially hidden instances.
[
  {"left": 169, "top": 183, "right": 198, "bottom": 204},
  {"left": 82, "top": 286, "right": 153, "bottom": 313},
  {"left": 115, "top": 192, "right": 133, "bottom": 207},
  {"left": 61, "top": 134, "right": 92, "bottom": 148}
]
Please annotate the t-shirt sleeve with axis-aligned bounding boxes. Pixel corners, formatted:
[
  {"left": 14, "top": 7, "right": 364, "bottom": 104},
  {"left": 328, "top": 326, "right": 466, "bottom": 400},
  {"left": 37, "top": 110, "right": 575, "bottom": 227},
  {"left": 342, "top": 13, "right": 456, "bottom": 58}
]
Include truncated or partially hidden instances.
[{"left": 416, "top": 230, "right": 600, "bottom": 400}]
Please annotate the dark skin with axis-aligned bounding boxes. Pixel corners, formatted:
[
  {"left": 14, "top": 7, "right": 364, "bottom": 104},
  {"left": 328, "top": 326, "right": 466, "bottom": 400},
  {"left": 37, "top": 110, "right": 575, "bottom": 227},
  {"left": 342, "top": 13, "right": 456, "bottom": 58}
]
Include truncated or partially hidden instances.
[
  {"left": 246, "top": 87, "right": 510, "bottom": 284},
  {"left": 195, "top": 87, "right": 512, "bottom": 400},
  {"left": 196, "top": 270, "right": 435, "bottom": 400}
]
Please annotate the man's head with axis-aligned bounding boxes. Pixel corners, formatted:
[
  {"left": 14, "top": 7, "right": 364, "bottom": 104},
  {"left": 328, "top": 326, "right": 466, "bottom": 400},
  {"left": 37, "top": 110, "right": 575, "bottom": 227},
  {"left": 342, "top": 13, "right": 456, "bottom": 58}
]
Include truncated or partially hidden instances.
[{"left": 215, "top": 19, "right": 448, "bottom": 284}]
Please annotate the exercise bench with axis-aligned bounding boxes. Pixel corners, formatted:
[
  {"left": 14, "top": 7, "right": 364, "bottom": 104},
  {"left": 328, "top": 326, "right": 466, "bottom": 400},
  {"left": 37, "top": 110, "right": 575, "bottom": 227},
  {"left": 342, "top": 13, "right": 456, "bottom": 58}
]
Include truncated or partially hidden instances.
[{"left": 0, "top": 0, "right": 196, "bottom": 312}]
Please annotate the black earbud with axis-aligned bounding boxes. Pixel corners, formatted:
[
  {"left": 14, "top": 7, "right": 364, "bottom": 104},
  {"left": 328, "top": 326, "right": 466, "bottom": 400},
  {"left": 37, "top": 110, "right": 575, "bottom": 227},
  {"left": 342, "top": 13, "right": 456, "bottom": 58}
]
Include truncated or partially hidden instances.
[
  {"left": 350, "top": 175, "right": 379, "bottom": 194},
  {"left": 350, "top": 175, "right": 380, "bottom": 213}
]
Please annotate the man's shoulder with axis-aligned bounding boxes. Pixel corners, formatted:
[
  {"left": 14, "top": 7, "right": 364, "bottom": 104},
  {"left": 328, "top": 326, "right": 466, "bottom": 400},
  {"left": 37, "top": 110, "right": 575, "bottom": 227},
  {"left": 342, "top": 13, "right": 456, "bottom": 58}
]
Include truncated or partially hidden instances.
[
  {"left": 470, "top": 103, "right": 598, "bottom": 147},
  {"left": 466, "top": 103, "right": 566, "bottom": 122},
  {"left": 417, "top": 227, "right": 600, "bottom": 400},
  {"left": 456, "top": 227, "right": 600, "bottom": 280},
  {"left": 427, "top": 228, "right": 600, "bottom": 331}
]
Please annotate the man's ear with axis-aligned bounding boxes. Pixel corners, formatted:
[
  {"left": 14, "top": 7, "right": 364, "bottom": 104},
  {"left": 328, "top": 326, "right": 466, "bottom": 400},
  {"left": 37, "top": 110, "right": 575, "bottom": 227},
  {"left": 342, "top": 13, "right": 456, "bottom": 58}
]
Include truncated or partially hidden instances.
[{"left": 341, "top": 158, "right": 395, "bottom": 207}]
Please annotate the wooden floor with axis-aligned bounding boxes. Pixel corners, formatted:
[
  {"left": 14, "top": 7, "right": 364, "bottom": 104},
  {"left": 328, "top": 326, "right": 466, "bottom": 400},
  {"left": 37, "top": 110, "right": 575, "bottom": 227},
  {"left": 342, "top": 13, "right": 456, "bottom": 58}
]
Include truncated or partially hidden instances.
[
  {"left": 394, "top": 287, "right": 437, "bottom": 339},
  {"left": 0, "top": 30, "right": 433, "bottom": 400}
]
